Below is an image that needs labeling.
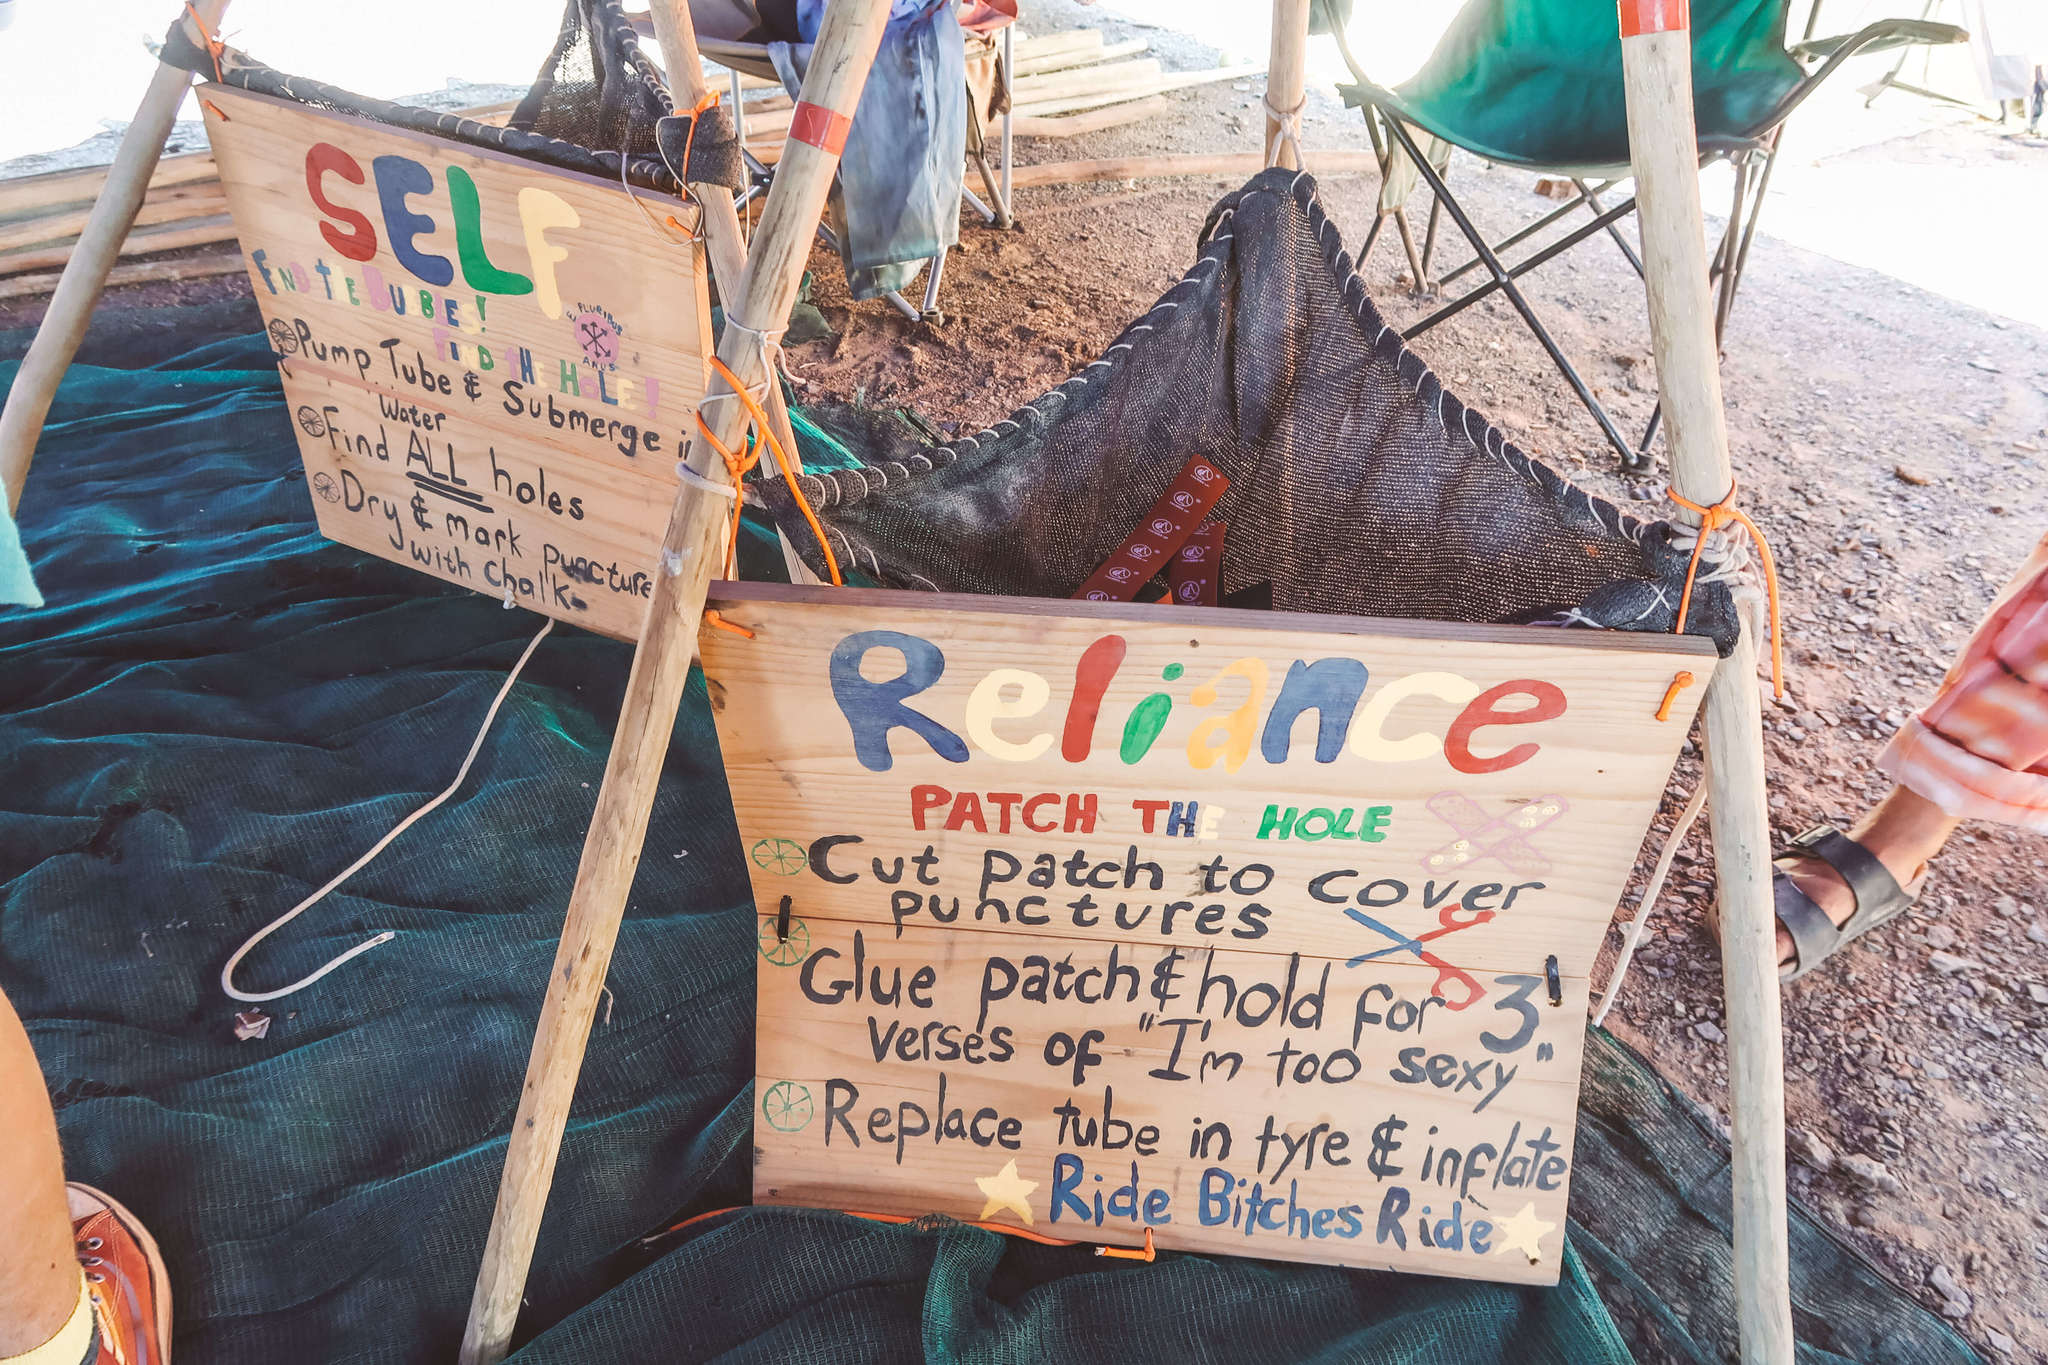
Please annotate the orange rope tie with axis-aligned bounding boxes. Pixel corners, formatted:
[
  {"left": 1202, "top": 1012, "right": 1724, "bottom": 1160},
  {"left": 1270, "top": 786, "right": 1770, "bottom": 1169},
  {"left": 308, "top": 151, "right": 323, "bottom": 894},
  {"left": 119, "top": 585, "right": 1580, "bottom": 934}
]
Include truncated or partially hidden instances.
[
  {"left": 183, "top": 3, "right": 226, "bottom": 82},
  {"left": 1654, "top": 670, "right": 1695, "bottom": 722},
  {"left": 696, "top": 353, "right": 844, "bottom": 586},
  {"left": 652, "top": 1206, "right": 1156, "bottom": 1260},
  {"left": 704, "top": 610, "right": 754, "bottom": 639},
  {"left": 1667, "top": 480, "right": 1785, "bottom": 699}
]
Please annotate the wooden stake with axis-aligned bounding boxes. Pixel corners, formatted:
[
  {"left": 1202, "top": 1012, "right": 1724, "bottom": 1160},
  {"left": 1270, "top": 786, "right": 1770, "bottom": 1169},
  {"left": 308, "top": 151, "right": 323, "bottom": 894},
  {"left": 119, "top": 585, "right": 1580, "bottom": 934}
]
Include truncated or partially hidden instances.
[
  {"left": 0, "top": 0, "right": 230, "bottom": 514},
  {"left": 1616, "top": 11, "right": 1793, "bottom": 1363},
  {"left": 454, "top": 4, "right": 895, "bottom": 1361},
  {"left": 1263, "top": 0, "right": 1311, "bottom": 169},
  {"left": 645, "top": 0, "right": 801, "bottom": 468}
]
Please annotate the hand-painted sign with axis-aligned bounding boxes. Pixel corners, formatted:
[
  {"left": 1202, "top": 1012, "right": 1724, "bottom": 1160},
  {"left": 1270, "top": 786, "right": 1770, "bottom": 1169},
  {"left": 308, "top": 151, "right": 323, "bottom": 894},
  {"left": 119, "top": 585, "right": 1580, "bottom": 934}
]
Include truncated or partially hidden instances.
[
  {"left": 201, "top": 85, "right": 712, "bottom": 640},
  {"left": 702, "top": 584, "right": 1715, "bottom": 1284}
]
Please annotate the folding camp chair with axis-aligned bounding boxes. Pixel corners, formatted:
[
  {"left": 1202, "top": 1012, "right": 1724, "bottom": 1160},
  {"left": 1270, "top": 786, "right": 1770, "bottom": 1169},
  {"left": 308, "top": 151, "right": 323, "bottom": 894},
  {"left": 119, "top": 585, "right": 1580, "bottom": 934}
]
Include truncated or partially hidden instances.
[
  {"left": 1330, "top": 0, "right": 1966, "bottom": 470},
  {"left": 646, "top": 0, "right": 1017, "bottom": 322}
]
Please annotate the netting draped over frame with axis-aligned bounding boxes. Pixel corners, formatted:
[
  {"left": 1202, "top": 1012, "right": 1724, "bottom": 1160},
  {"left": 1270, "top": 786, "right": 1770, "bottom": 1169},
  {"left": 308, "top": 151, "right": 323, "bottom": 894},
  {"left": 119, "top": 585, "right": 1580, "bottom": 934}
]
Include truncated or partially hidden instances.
[
  {"left": 757, "top": 169, "right": 1742, "bottom": 653},
  {"left": 162, "top": 0, "right": 744, "bottom": 197}
]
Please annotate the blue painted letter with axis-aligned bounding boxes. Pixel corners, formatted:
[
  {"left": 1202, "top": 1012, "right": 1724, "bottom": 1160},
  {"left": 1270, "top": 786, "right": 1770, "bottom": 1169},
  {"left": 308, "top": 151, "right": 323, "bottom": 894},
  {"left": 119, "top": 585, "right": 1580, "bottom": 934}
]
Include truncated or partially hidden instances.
[
  {"left": 1261, "top": 659, "right": 1368, "bottom": 763},
  {"left": 372, "top": 154, "right": 454, "bottom": 288},
  {"left": 830, "top": 631, "right": 969, "bottom": 773}
]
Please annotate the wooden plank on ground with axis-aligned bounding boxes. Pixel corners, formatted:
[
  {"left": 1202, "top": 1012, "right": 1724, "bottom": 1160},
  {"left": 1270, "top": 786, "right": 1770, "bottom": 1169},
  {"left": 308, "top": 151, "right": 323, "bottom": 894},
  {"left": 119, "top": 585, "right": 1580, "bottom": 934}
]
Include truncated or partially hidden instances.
[
  {"left": 1007, "top": 150, "right": 1379, "bottom": 189},
  {"left": 702, "top": 584, "right": 1713, "bottom": 1281},
  {"left": 0, "top": 249, "right": 246, "bottom": 305},
  {"left": 0, "top": 150, "right": 218, "bottom": 220},
  {"left": 200, "top": 81, "right": 714, "bottom": 640}
]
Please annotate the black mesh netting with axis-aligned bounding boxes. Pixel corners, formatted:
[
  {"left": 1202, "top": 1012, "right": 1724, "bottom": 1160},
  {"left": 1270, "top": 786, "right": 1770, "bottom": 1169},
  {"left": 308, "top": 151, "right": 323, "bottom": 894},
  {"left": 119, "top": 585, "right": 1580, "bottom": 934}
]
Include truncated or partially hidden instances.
[
  {"left": 162, "top": 0, "right": 743, "bottom": 197},
  {"left": 757, "top": 168, "right": 1743, "bottom": 654}
]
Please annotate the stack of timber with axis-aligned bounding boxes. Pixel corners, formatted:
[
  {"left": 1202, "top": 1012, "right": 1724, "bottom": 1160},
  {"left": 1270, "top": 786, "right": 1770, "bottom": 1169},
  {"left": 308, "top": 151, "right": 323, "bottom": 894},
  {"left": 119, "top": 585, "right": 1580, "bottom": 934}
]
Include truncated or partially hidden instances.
[
  {"left": 0, "top": 102, "right": 518, "bottom": 305},
  {"left": 736, "top": 27, "right": 1256, "bottom": 165}
]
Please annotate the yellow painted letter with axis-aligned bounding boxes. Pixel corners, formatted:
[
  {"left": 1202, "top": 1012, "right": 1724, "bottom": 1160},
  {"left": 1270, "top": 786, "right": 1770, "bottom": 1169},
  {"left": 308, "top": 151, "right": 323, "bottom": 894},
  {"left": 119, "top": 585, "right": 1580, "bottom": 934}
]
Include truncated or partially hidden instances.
[
  {"left": 517, "top": 187, "right": 579, "bottom": 320},
  {"left": 1187, "top": 658, "right": 1268, "bottom": 772},
  {"left": 965, "top": 668, "right": 1054, "bottom": 762},
  {"left": 1348, "top": 671, "right": 1481, "bottom": 762}
]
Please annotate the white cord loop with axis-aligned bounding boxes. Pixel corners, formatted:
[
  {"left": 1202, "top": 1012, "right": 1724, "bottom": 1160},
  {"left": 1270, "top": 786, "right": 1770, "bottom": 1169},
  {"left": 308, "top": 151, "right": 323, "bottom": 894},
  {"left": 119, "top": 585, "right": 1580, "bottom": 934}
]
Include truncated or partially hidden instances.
[{"left": 220, "top": 619, "right": 556, "bottom": 1003}]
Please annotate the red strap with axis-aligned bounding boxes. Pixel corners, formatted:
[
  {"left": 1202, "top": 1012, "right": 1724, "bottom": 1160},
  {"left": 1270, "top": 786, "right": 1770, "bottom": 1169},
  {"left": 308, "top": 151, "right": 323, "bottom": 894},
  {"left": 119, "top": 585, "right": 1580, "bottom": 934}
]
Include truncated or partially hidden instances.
[
  {"left": 1619, "top": 0, "right": 1688, "bottom": 36},
  {"left": 1073, "top": 457, "right": 1229, "bottom": 602},
  {"left": 1168, "top": 521, "right": 1226, "bottom": 607},
  {"left": 787, "top": 102, "right": 853, "bottom": 155}
]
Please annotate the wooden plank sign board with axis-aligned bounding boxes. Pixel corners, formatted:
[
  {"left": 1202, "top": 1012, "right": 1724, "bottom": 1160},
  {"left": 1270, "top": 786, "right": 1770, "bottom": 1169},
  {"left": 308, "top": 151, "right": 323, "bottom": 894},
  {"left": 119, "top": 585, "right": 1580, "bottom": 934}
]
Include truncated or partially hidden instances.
[
  {"left": 199, "top": 84, "right": 712, "bottom": 640},
  {"left": 701, "top": 584, "right": 1716, "bottom": 1283}
]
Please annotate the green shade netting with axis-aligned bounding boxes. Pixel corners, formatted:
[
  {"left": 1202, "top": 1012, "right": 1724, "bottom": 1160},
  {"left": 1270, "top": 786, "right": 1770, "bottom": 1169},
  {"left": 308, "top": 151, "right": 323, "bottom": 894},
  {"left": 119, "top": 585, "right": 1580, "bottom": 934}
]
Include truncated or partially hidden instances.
[{"left": 0, "top": 300, "right": 1973, "bottom": 1363}]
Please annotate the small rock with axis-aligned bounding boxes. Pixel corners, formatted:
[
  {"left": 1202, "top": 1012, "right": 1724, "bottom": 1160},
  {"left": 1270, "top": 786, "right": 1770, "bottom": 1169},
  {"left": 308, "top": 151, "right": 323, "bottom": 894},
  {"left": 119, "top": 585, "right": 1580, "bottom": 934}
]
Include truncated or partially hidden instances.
[
  {"left": 1695, "top": 1020, "right": 1725, "bottom": 1043},
  {"left": 1893, "top": 463, "right": 1934, "bottom": 486},
  {"left": 1986, "top": 1328, "right": 2014, "bottom": 1355},
  {"left": 1927, "top": 1263, "right": 1972, "bottom": 1318},
  {"left": 1925, "top": 924, "right": 1958, "bottom": 951},
  {"left": 1921, "top": 1062, "right": 1950, "bottom": 1080},
  {"left": 2029, "top": 921, "right": 2048, "bottom": 946},
  {"left": 1994, "top": 894, "right": 2021, "bottom": 917},
  {"left": 1027, "top": 297, "right": 1051, "bottom": 310},
  {"left": 1968, "top": 357, "right": 2001, "bottom": 373},
  {"left": 2027, "top": 982, "right": 2048, "bottom": 1005},
  {"left": 1842, "top": 1153, "right": 1903, "bottom": 1193},
  {"left": 1928, "top": 951, "right": 1980, "bottom": 975},
  {"left": 1790, "top": 1128, "right": 1835, "bottom": 1173}
]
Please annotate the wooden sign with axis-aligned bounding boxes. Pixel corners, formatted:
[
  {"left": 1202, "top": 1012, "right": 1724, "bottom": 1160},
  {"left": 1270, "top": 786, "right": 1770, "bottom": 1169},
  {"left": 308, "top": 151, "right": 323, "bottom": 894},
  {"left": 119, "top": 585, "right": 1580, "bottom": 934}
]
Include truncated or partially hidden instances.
[
  {"left": 702, "top": 584, "right": 1715, "bottom": 1283},
  {"left": 200, "top": 85, "right": 712, "bottom": 640}
]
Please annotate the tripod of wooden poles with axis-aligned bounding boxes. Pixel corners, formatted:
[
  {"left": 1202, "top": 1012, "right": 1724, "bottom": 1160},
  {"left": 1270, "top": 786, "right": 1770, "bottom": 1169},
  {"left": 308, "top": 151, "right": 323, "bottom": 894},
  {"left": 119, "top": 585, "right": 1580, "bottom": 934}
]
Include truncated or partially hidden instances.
[{"left": 0, "top": 1, "right": 1792, "bottom": 1359}]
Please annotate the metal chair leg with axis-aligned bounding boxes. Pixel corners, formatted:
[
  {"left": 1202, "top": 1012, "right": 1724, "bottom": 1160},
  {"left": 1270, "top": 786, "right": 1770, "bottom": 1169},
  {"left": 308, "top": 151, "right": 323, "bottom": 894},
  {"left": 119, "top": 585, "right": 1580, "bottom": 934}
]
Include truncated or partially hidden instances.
[
  {"left": 1379, "top": 116, "right": 1641, "bottom": 469},
  {"left": 920, "top": 248, "right": 947, "bottom": 322}
]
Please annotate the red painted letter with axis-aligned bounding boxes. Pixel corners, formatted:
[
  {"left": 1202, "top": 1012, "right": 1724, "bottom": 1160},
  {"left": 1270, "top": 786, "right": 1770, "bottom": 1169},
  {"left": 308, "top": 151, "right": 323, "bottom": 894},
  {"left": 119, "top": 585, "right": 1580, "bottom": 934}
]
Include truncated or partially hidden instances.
[
  {"left": 1062, "top": 634, "right": 1127, "bottom": 762},
  {"left": 1444, "top": 680, "right": 1567, "bottom": 774},
  {"left": 306, "top": 142, "right": 377, "bottom": 262}
]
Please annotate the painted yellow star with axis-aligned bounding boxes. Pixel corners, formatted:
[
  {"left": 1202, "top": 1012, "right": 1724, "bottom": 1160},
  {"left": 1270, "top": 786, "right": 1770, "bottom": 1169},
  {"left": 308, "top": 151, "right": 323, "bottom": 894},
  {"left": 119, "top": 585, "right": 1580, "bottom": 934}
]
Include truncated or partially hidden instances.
[
  {"left": 1491, "top": 1201, "right": 1556, "bottom": 1264},
  {"left": 974, "top": 1158, "right": 1038, "bottom": 1225}
]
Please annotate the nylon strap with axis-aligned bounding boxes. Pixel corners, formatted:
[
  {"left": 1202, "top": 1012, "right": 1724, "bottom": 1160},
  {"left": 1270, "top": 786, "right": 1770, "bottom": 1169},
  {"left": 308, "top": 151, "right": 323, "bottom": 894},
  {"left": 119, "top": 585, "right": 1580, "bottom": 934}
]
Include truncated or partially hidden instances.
[
  {"left": 1073, "top": 457, "right": 1229, "bottom": 602},
  {"left": 1169, "top": 521, "right": 1226, "bottom": 606}
]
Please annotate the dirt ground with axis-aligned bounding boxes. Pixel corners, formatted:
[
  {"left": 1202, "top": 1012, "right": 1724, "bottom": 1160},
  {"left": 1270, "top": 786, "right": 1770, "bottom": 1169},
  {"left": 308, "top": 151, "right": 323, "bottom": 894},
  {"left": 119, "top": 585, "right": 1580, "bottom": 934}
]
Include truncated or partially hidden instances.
[{"left": 5, "top": 5, "right": 2045, "bottom": 1358}]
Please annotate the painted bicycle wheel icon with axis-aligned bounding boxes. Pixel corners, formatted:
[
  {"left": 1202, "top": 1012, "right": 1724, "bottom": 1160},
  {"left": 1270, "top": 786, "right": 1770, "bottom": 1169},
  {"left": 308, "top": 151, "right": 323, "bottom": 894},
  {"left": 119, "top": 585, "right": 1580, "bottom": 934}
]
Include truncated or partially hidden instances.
[
  {"left": 750, "top": 837, "right": 808, "bottom": 876},
  {"left": 267, "top": 318, "right": 300, "bottom": 355},
  {"left": 761, "top": 1081, "right": 814, "bottom": 1133},
  {"left": 295, "top": 405, "right": 328, "bottom": 438},
  {"left": 758, "top": 915, "right": 808, "bottom": 965}
]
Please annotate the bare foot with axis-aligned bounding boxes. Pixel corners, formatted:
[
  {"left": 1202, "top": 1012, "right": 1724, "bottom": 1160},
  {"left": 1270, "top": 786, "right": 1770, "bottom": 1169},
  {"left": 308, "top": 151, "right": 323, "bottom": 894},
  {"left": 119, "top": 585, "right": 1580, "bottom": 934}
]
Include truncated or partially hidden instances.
[{"left": 1773, "top": 786, "right": 1959, "bottom": 971}]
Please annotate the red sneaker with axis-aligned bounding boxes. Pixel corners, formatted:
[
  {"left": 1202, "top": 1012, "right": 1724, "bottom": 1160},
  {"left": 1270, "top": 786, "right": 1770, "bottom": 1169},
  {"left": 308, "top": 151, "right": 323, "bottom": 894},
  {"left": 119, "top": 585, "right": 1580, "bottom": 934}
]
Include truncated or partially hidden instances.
[{"left": 67, "top": 1183, "right": 172, "bottom": 1365}]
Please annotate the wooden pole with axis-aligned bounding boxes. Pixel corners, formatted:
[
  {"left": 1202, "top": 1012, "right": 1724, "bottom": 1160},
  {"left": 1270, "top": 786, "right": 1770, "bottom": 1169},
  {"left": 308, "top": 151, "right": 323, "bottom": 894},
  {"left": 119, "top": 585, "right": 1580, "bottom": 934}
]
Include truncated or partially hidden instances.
[
  {"left": 0, "top": 0, "right": 230, "bottom": 514},
  {"left": 645, "top": 0, "right": 801, "bottom": 467},
  {"left": 1263, "top": 0, "right": 1311, "bottom": 169},
  {"left": 1616, "top": 7, "right": 1794, "bottom": 1361},
  {"left": 455, "top": 4, "right": 894, "bottom": 1361}
]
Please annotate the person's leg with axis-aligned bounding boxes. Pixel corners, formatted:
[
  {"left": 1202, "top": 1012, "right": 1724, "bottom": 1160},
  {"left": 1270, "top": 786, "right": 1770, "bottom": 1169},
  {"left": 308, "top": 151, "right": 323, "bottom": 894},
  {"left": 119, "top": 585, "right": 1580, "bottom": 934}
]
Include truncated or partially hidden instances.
[
  {"left": 1777, "top": 531, "right": 2048, "bottom": 967},
  {"left": 0, "top": 988, "right": 87, "bottom": 1358}
]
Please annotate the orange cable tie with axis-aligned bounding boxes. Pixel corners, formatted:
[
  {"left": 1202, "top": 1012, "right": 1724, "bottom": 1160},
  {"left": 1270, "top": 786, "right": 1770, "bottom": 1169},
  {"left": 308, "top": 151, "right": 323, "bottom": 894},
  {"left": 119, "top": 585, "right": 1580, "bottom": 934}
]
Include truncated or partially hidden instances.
[
  {"left": 183, "top": 3, "right": 226, "bottom": 82},
  {"left": 704, "top": 610, "right": 754, "bottom": 639},
  {"left": 1668, "top": 480, "right": 1786, "bottom": 699},
  {"left": 1654, "top": 670, "right": 1696, "bottom": 722},
  {"left": 704, "top": 353, "right": 844, "bottom": 586}
]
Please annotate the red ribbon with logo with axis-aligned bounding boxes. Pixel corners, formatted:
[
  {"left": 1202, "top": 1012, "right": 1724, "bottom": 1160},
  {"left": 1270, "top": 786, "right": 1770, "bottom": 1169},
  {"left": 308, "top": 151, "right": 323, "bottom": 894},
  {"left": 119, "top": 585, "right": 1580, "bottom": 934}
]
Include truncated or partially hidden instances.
[
  {"left": 1168, "top": 521, "right": 1226, "bottom": 607},
  {"left": 1073, "top": 457, "right": 1230, "bottom": 602}
]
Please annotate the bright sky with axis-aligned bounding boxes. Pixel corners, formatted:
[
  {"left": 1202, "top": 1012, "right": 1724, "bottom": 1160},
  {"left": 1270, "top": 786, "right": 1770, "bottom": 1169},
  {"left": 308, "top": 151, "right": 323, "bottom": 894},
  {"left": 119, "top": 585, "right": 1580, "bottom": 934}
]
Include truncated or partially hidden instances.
[{"left": 0, "top": 0, "right": 2040, "bottom": 326}]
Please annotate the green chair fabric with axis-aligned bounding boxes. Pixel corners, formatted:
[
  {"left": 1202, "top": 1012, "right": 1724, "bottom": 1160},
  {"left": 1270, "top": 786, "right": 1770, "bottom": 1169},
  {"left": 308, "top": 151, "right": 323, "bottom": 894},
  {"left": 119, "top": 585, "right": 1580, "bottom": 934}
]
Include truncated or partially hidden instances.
[{"left": 1359, "top": 0, "right": 1806, "bottom": 173}]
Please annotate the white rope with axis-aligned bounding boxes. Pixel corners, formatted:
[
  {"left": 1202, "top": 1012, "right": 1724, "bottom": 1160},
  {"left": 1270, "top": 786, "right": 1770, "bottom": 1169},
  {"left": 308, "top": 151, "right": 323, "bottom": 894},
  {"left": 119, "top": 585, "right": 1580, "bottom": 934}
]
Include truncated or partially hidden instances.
[
  {"left": 221, "top": 619, "right": 556, "bottom": 1004},
  {"left": 1591, "top": 780, "right": 1709, "bottom": 1027},
  {"left": 1263, "top": 93, "right": 1306, "bottom": 170}
]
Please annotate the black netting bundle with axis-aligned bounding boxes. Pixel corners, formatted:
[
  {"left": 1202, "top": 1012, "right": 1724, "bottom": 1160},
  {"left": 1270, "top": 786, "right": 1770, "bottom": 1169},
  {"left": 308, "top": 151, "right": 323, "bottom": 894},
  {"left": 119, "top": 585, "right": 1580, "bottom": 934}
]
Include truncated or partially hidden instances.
[
  {"left": 757, "top": 169, "right": 1743, "bottom": 654},
  {"left": 163, "top": 0, "right": 743, "bottom": 197}
]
